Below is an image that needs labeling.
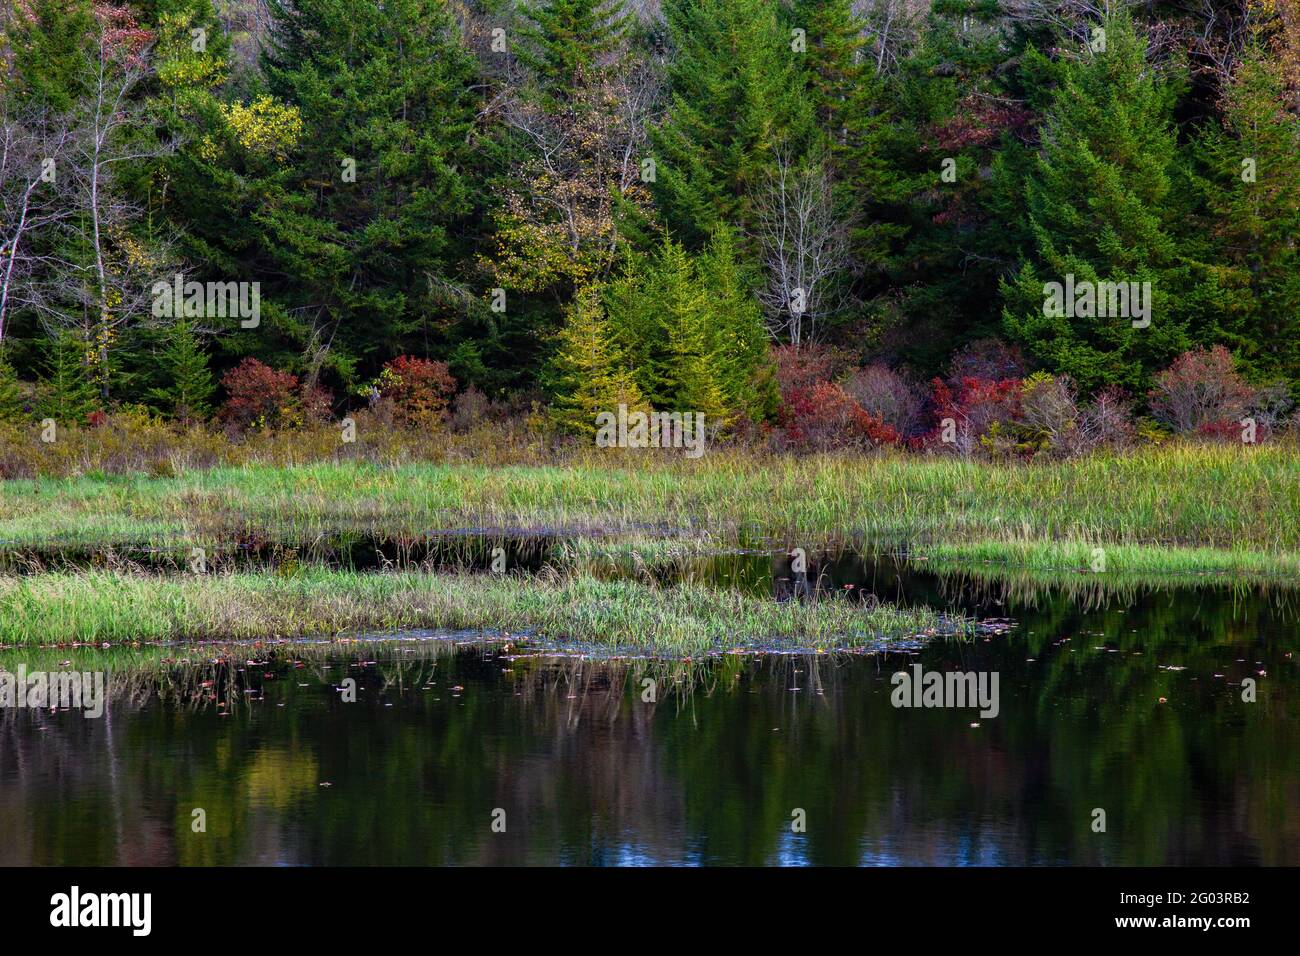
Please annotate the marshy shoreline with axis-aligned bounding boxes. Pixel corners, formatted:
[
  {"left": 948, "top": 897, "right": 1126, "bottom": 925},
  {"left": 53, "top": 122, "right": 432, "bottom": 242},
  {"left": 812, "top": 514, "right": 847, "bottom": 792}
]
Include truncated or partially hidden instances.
[
  {"left": 0, "top": 568, "right": 966, "bottom": 652},
  {"left": 1, "top": 444, "right": 1296, "bottom": 652}
]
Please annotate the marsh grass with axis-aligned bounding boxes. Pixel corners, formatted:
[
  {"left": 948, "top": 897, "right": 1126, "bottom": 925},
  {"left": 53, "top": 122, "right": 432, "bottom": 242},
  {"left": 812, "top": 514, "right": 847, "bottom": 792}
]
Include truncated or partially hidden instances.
[
  {"left": 1, "top": 445, "right": 1294, "bottom": 575},
  {"left": 915, "top": 540, "right": 1300, "bottom": 581},
  {"left": 0, "top": 569, "right": 962, "bottom": 653}
]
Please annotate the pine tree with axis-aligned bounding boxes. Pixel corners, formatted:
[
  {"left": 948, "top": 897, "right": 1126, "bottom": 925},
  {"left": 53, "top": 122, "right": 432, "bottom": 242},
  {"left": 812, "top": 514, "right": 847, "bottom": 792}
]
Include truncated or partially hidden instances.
[
  {"left": 260, "top": 0, "right": 481, "bottom": 373},
  {"left": 39, "top": 331, "right": 100, "bottom": 424},
  {"left": 1197, "top": 43, "right": 1300, "bottom": 394},
  {"left": 652, "top": 0, "right": 816, "bottom": 247},
  {"left": 1002, "top": 14, "right": 1203, "bottom": 394},
  {"left": 149, "top": 319, "right": 216, "bottom": 424},
  {"left": 6, "top": 0, "right": 96, "bottom": 112},
  {"left": 546, "top": 286, "right": 646, "bottom": 435},
  {"left": 0, "top": 353, "right": 26, "bottom": 421},
  {"left": 696, "top": 224, "right": 777, "bottom": 422},
  {"left": 518, "top": 0, "right": 631, "bottom": 99}
]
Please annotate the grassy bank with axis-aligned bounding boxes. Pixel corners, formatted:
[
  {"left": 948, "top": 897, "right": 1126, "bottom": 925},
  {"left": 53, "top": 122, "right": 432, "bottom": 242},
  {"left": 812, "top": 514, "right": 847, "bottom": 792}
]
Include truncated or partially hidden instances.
[
  {"left": 0, "top": 569, "right": 960, "bottom": 653},
  {"left": 1, "top": 444, "right": 1295, "bottom": 574},
  {"left": 914, "top": 540, "right": 1300, "bottom": 581}
]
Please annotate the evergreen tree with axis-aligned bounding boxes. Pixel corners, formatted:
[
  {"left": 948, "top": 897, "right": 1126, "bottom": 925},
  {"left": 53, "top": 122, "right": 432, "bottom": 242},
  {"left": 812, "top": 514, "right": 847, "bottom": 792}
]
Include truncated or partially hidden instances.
[
  {"left": 1002, "top": 14, "right": 1204, "bottom": 394},
  {"left": 665, "top": 312, "right": 729, "bottom": 425},
  {"left": 652, "top": 0, "right": 816, "bottom": 247},
  {"left": 546, "top": 286, "right": 646, "bottom": 435},
  {"left": 518, "top": 0, "right": 631, "bottom": 99},
  {"left": 791, "top": 0, "right": 865, "bottom": 153},
  {"left": 149, "top": 0, "right": 263, "bottom": 269},
  {"left": 149, "top": 318, "right": 216, "bottom": 423},
  {"left": 1197, "top": 43, "right": 1300, "bottom": 394},
  {"left": 606, "top": 239, "right": 700, "bottom": 409},
  {"left": 39, "top": 330, "right": 99, "bottom": 423},
  {"left": 695, "top": 224, "right": 777, "bottom": 422},
  {"left": 5, "top": 0, "right": 96, "bottom": 112},
  {"left": 260, "top": 0, "right": 482, "bottom": 378},
  {"left": 0, "top": 353, "right": 25, "bottom": 421},
  {"left": 860, "top": 0, "right": 1034, "bottom": 371},
  {"left": 606, "top": 227, "right": 773, "bottom": 426}
]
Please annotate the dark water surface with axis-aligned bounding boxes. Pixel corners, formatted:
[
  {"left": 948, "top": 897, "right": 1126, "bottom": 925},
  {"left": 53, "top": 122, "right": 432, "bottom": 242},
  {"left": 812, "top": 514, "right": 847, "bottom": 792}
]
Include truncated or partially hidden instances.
[{"left": 1, "top": 558, "right": 1297, "bottom": 866}]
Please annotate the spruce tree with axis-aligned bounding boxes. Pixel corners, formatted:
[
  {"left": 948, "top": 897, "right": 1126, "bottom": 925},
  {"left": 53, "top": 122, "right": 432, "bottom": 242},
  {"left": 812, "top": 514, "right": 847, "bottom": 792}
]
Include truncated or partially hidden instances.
[
  {"left": 605, "top": 229, "right": 772, "bottom": 427},
  {"left": 1002, "top": 14, "right": 1203, "bottom": 394},
  {"left": 546, "top": 286, "right": 646, "bottom": 436},
  {"left": 40, "top": 331, "right": 100, "bottom": 424},
  {"left": 865, "top": 0, "right": 1037, "bottom": 372},
  {"left": 1197, "top": 44, "right": 1300, "bottom": 394},
  {"left": 791, "top": 0, "right": 866, "bottom": 152},
  {"left": 260, "top": 0, "right": 481, "bottom": 373},
  {"left": 518, "top": 0, "right": 631, "bottom": 99},
  {"left": 607, "top": 239, "right": 703, "bottom": 409},
  {"left": 0, "top": 354, "right": 25, "bottom": 421},
  {"left": 6, "top": 0, "right": 95, "bottom": 111},
  {"left": 652, "top": 0, "right": 816, "bottom": 246},
  {"left": 695, "top": 224, "right": 777, "bottom": 422},
  {"left": 149, "top": 319, "right": 216, "bottom": 424}
]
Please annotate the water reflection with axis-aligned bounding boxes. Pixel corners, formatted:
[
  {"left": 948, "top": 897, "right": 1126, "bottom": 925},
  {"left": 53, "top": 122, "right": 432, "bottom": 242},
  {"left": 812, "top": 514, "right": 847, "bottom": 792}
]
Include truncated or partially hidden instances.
[{"left": 1, "top": 575, "right": 1296, "bottom": 865}]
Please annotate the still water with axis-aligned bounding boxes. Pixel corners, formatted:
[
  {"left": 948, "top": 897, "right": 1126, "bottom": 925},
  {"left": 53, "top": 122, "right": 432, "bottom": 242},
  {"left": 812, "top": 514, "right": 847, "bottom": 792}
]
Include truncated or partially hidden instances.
[{"left": 0, "top": 559, "right": 1296, "bottom": 866}]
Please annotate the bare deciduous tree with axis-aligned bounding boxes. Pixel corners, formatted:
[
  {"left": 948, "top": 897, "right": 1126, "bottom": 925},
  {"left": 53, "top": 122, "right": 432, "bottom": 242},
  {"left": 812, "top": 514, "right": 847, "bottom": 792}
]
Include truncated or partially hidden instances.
[
  {"left": 0, "top": 108, "right": 74, "bottom": 346},
  {"left": 1001, "top": 0, "right": 1140, "bottom": 41},
  {"left": 854, "top": 0, "right": 926, "bottom": 75},
  {"left": 754, "top": 152, "right": 850, "bottom": 348},
  {"left": 37, "top": 18, "right": 180, "bottom": 400}
]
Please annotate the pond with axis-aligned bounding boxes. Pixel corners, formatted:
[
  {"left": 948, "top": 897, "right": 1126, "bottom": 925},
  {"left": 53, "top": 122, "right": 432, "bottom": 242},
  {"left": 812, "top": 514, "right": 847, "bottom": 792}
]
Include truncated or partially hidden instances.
[{"left": 0, "top": 554, "right": 1296, "bottom": 866}]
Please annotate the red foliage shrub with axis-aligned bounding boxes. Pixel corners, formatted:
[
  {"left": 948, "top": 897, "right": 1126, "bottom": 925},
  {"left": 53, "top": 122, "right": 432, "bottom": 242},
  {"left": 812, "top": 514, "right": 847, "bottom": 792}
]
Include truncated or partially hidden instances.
[
  {"left": 219, "top": 358, "right": 299, "bottom": 430},
  {"left": 94, "top": 4, "right": 152, "bottom": 66},
  {"left": 1149, "top": 346, "right": 1255, "bottom": 434},
  {"left": 772, "top": 345, "right": 844, "bottom": 395},
  {"left": 930, "top": 96, "right": 1034, "bottom": 151},
  {"left": 299, "top": 383, "right": 335, "bottom": 424},
  {"left": 1195, "top": 420, "right": 1245, "bottom": 441},
  {"left": 773, "top": 347, "right": 899, "bottom": 450},
  {"left": 780, "top": 381, "right": 900, "bottom": 450},
  {"left": 842, "top": 363, "right": 927, "bottom": 438},
  {"left": 378, "top": 355, "right": 456, "bottom": 424},
  {"left": 922, "top": 374, "right": 1022, "bottom": 455}
]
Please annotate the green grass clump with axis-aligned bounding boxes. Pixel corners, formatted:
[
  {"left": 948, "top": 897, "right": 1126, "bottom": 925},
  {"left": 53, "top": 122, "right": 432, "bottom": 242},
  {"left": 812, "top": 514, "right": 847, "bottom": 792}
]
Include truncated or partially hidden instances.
[
  {"left": 0, "top": 569, "right": 961, "bottom": 655},
  {"left": 915, "top": 540, "right": 1300, "bottom": 580}
]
